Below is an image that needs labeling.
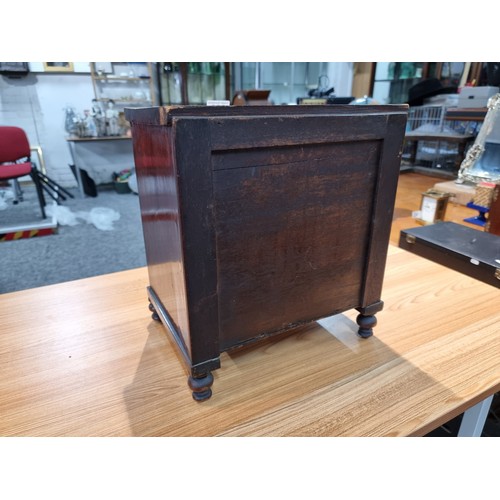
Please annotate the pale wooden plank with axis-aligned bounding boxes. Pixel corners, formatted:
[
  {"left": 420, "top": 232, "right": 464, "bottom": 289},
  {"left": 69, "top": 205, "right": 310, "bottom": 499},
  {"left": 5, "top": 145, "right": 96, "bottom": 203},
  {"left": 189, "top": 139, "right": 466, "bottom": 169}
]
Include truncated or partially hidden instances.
[{"left": 1, "top": 174, "right": 499, "bottom": 437}]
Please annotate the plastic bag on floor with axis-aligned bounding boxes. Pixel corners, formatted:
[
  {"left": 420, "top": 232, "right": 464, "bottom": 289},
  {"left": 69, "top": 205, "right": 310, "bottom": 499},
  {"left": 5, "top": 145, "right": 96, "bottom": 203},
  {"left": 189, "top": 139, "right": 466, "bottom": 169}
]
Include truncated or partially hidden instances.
[
  {"left": 0, "top": 189, "right": 14, "bottom": 210},
  {"left": 76, "top": 207, "right": 120, "bottom": 231},
  {"left": 46, "top": 204, "right": 79, "bottom": 225}
]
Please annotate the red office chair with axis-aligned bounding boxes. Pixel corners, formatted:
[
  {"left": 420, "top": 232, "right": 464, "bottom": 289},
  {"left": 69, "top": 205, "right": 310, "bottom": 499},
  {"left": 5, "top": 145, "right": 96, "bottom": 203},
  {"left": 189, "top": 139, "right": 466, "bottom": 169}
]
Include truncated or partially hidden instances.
[{"left": 0, "top": 126, "right": 46, "bottom": 219}]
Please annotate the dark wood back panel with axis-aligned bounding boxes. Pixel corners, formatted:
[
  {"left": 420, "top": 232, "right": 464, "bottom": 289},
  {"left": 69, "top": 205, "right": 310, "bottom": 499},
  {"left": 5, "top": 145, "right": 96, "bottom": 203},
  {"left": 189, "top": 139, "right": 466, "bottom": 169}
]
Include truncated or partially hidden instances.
[{"left": 213, "top": 139, "right": 382, "bottom": 348}]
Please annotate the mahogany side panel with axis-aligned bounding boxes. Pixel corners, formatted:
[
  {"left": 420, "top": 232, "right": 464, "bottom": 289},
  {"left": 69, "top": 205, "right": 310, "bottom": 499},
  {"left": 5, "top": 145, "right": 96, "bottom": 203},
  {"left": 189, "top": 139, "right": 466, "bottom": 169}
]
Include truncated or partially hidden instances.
[
  {"left": 129, "top": 123, "right": 191, "bottom": 356},
  {"left": 358, "top": 114, "right": 407, "bottom": 308}
]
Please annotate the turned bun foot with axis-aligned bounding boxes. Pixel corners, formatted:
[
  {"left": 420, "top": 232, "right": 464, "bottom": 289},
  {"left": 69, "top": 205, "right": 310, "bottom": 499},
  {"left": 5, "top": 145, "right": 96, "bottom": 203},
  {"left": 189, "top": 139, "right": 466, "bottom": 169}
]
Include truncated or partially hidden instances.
[
  {"left": 148, "top": 301, "right": 160, "bottom": 321},
  {"left": 356, "top": 313, "right": 377, "bottom": 338},
  {"left": 188, "top": 372, "right": 214, "bottom": 402}
]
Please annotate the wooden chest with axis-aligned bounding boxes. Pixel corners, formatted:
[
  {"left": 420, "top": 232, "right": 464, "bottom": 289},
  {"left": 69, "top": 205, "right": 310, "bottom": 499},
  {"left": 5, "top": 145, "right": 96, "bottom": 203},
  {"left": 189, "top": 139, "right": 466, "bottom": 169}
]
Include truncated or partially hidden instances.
[{"left": 126, "top": 105, "right": 408, "bottom": 400}]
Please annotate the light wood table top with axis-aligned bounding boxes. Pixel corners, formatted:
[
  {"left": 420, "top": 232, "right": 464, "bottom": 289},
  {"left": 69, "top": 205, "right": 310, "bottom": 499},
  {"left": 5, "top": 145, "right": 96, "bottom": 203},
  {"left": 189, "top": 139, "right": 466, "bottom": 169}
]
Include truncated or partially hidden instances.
[{"left": 1, "top": 245, "right": 499, "bottom": 437}]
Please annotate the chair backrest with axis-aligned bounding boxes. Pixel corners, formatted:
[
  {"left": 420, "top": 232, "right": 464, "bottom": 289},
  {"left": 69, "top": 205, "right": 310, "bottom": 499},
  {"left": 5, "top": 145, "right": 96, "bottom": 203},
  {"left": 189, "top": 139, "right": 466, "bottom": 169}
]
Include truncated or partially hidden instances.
[{"left": 0, "top": 126, "right": 31, "bottom": 163}]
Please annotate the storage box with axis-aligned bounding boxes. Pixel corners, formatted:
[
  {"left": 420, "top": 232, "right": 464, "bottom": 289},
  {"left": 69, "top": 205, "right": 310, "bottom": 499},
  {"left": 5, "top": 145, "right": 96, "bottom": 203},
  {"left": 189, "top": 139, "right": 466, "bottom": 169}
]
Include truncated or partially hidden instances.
[
  {"left": 113, "top": 180, "right": 131, "bottom": 194},
  {"left": 126, "top": 104, "right": 408, "bottom": 400},
  {"left": 433, "top": 180, "right": 475, "bottom": 206},
  {"left": 485, "top": 183, "right": 500, "bottom": 235},
  {"left": 399, "top": 222, "right": 500, "bottom": 288},
  {"left": 473, "top": 181, "right": 497, "bottom": 207},
  {"left": 458, "top": 86, "right": 499, "bottom": 108}
]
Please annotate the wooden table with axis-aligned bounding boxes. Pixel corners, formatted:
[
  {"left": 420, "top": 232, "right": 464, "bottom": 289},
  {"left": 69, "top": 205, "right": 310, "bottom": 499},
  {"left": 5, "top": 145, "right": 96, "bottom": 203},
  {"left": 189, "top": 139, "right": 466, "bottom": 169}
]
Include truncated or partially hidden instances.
[
  {"left": 1, "top": 245, "right": 499, "bottom": 437},
  {"left": 66, "top": 136, "right": 133, "bottom": 196}
]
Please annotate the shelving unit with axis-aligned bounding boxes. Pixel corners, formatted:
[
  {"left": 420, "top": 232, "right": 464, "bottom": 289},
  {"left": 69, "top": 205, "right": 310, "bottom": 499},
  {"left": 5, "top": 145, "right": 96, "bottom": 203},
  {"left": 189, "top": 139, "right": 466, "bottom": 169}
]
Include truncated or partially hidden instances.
[
  {"left": 370, "top": 62, "right": 487, "bottom": 105},
  {"left": 89, "top": 62, "right": 158, "bottom": 110}
]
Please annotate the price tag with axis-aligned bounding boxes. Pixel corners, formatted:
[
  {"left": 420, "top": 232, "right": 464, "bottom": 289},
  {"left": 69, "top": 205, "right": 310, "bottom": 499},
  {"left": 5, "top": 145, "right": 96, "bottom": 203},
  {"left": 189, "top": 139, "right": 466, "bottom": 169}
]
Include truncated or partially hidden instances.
[{"left": 206, "top": 100, "right": 230, "bottom": 106}]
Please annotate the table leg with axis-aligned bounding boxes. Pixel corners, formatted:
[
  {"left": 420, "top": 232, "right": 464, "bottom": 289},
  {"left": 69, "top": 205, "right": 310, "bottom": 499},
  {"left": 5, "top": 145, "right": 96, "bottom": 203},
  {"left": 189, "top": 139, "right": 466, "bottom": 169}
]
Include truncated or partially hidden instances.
[
  {"left": 455, "top": 140, "right": 467, "bottom": 170},
  {"left": 67, "top": 141, "right": 85, "bottom": 197},
  {"left": 406, "top": 139, "right": 418, "bottom": 166},
  {"left": 457, "top": 395, "right": 494, "bottom": 437}
]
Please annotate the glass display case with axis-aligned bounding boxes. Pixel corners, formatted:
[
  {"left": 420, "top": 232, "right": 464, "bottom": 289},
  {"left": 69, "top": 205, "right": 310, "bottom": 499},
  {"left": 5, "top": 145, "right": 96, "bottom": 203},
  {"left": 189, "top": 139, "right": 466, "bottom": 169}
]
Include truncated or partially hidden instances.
[
  {"left": 235, "top": 62, "right": 332, "bottom": 105},
  {"left": 372, "top": 62, "right": 426, "bottom": 104},
  {"left": 372, "top": 62, "right": 469, "bottom": 105},
  {"left": 158, "top": 62, "right": 229, "bottom": 105},
  {"left": 90, "top": 62, "right": 158, "bottom": 110}
]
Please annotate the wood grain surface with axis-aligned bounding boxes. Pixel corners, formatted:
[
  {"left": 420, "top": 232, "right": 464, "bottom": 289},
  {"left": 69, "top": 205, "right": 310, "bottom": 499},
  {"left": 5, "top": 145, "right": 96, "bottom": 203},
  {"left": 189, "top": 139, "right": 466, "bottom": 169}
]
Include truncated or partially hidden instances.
[{"left": 1, "top": 174, "right": 499, "bottom": 436}]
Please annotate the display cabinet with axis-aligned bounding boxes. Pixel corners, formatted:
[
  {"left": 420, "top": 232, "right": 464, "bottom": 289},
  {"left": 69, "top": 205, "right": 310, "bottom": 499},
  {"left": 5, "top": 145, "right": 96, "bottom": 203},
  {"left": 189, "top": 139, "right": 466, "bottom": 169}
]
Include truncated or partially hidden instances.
[
  {"left": 90, "top": 62, "right": 158, "bottom": 110},
  {"left": 370, "top": 62, "right": 487, "bottom": 105},
  {"left": 371, "top": 63, "right": 425, "bottom": 104},
  {"left": 158, "top": 62, "right": 230, "bottom": 105},
  {"left": 125, "top": 104, "right": 408, "bottom": 401}
]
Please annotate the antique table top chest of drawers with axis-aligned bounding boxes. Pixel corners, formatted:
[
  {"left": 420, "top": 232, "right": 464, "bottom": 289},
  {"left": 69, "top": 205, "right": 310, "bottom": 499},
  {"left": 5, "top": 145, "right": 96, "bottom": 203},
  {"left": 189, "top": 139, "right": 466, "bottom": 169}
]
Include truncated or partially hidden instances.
[{"left": 125, "top": 104, "right": 408, "bottom": 400}]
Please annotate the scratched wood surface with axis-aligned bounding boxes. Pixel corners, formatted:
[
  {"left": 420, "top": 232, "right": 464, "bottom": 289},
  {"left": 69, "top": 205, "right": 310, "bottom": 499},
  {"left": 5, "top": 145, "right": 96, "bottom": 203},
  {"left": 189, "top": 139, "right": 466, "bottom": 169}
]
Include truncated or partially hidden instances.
[{"left": 1, "top": 174, "right": 499, "bottom": 436}]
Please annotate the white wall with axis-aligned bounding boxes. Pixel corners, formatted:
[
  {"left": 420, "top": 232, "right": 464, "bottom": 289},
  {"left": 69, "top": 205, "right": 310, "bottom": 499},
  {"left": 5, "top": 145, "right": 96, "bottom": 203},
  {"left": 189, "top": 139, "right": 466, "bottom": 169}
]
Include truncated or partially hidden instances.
[
  {"left": 325, "top": 62, "right": 354, "bottom": 98},
  {"left": 1, "top": 61, "right": 355, "bottom": 187},
  {"left": 0, "top": 64, "right": 95, "bottom": 187}
]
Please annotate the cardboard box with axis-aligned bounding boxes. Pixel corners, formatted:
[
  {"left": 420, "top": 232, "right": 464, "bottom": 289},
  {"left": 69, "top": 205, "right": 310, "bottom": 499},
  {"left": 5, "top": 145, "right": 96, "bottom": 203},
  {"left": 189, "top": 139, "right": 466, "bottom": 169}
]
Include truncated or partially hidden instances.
[
  {"left": 433, "top": 180, "right": 475, "bottom": 206},
  {"left": 458, "top": 86, "right": 499, "bottom": 108}
]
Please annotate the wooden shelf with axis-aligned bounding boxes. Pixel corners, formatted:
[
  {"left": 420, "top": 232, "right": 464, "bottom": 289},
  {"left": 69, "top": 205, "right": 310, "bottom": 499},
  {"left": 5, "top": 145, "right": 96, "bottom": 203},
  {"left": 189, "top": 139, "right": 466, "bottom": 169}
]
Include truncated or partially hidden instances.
[
  {"left": 445, "top": 107, "right": 487, "bottom": 122},
  {"left": 93, "top": 76, "right": 150, "bottom": 82},
  {"left": 94, "top": 97, "right": 151, "bottom": 104}
]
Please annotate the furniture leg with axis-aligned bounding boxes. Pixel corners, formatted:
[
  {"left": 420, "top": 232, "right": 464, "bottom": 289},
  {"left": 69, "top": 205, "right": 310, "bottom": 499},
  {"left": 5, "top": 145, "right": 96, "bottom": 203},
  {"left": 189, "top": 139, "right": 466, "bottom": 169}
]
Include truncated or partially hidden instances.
[
  {"left": 148, "top": 300, "right": 160, "bottom": 322},
  {"left": 12, "top": 179, "right": 23, "bottom": 203},
  {"left": 457, "top": 395, "right": 494, "bottom": 437},
  {"left": 456, "top": 141, "right": 467, "bottom": 170},
  {"left": 188, "top": 372, "right": 214, "bottom": 402},
  {"left": 409, "top": 140, "right": 418, "bottom": 166},
  {"left": 356, "top": 313, "right": 377, "bottom": 338},
  {"left": 355, "top": 301, "right": 383, "bottom": 338},
  {"left": 67, "top": 141, "right": 85, "bottom": 197},
  {"left": 30, "top": 169, "right": 47, "bottom": 219}
]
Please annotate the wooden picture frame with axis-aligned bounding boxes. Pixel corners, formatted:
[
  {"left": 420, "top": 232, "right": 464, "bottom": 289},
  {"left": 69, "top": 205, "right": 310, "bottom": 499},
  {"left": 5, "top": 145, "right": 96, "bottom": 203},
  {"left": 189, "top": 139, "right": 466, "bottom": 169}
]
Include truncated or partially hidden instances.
[{"left": 43, "top": 62, "right": 74, "bottom": 72}]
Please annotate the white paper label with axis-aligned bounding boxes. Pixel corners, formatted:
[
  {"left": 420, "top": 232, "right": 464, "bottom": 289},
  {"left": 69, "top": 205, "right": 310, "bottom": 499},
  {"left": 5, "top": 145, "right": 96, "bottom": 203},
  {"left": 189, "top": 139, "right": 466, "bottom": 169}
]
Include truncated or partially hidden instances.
[
  {"left": 206, "top": 100, "right": 230, "bottom": 106},
  {"left": 421, "top": 197, "right": 438, "bottom": 222}
]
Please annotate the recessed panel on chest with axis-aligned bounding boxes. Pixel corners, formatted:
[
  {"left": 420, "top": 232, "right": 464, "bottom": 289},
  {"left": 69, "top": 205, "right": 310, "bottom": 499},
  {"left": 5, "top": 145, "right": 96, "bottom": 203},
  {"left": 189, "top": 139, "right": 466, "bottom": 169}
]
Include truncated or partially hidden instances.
[{"left": 212, "top": 140, "right": 381, "bottom": 349}]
